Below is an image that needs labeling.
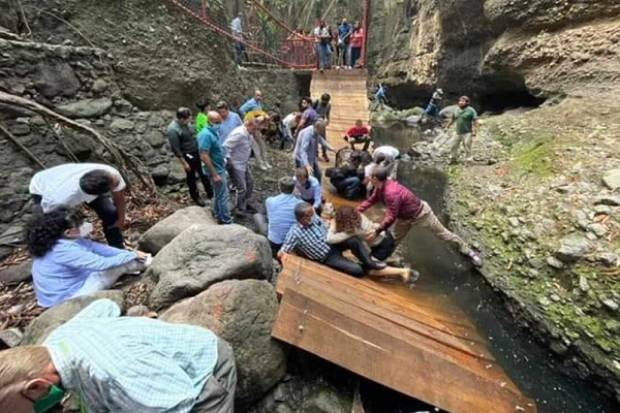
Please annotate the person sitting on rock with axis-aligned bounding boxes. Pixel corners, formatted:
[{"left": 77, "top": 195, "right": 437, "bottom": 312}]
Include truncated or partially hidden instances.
[
  {"left": 325, "top": 151, "right": 366, "bottom": 200},
  {"left": 25, "top": 207, "right": 151, "bottom": 308},
  {"left": 293, "top": 167, "right": 322, "bottom": 214},
  {"left": 262, "top": 177, "right": 304, "bottom": 258},
  {"left": 29, "top": 162, "right": 129, "bottom": 248},
  {"left": 344, "top": 119, "right": 372, "bottom": 151},
  {"left": 358, "top": 166, "right": 483, "bottom": 267},
  {"left": 279, "top": 203, "right": 399, "bottom": 279},
  {"left": 0, "top": 298, "right": 236, "bottom": 413},
  {"left": 326, "top": 206, "right": 414, "bottom": 283}
]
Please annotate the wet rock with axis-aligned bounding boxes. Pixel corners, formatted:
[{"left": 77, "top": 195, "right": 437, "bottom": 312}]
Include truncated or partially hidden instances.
[
  {"left": 148, "top": 224, "right": 272, "bottom": 309},
  {"left": 546, "top": 256, "right": 565, "bottom": 269},
  {"left": 0, "top": 259, "right": 32, "bottom": 285},
  {"left": 161, "top": 279, "right": 286, "bottom": 406},
  {"left": 144, "top": 129, "right": 166, "bottom": 147},
  {"left": 138, "top": 206, "right": 216, "bottom": 254},
  {"left": 602, "top": 169, "right": 620, "bottom": 190},
  {"left": 602, "top": 299, "right": 619, "bottom": 312},
  {"left": 0, "top": 328, "right": 23, "bottom": 349},
  {"left": 55, "top": 98, "right": 113, "bottom": 118},
  {"left": 556, "top": 235, "right": 592, "bottom": 262},
  {"left": 22, "top": 291, "right": 123, "bottom": 345},
  {"left": 110, "top": 118, "right": 135, "bottom": 132},
  {"left": 248, "top": 375, "right": 353, "bottom": 413},
  {"left": 33, "top": 62, "right": 80, "bottom": 98}
]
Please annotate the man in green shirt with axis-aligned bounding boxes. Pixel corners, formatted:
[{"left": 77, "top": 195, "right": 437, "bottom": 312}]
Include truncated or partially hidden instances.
[
  {"left": 445, "top": 95, "right": 479, "bottom": 164},
  {"left": 195, "top": 99, "right": 210, "bottom": 134}
]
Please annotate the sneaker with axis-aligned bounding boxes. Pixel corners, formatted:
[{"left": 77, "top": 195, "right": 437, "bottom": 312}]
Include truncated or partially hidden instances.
[{"left": 467, "top": 250, "right": 483, "bottom": 267}]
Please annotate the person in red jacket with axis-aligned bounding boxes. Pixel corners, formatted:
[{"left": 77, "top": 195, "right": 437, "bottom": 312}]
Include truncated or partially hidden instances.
[
  {"left": 344, "top": 119, "right": 371, "bottom": 151},
  {"left": 357, "top": 166, "right": 482, "bottom": 266}
]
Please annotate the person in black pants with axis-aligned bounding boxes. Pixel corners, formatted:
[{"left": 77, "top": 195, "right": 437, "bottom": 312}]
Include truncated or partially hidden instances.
[{"left": 167, "top": 107, "right": 213, "bottom": 206}]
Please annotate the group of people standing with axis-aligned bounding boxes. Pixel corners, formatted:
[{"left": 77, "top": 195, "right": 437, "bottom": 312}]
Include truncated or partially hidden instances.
[{"left": 314, "top": 18, "right": 365, "bottom": 71}]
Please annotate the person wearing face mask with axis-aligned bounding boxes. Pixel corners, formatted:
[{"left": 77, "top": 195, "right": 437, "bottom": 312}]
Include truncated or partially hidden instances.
[
  {"left": 25, "top": 207, "right": 151, "bottom": 308},
  {"left": 0, "top": 298, "right": 236, "bottom": 413}
]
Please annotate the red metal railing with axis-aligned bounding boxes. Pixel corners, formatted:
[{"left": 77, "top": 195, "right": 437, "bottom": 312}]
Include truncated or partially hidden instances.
[{"left": 169, "top": 0, "right": 370, "bottom": 70}]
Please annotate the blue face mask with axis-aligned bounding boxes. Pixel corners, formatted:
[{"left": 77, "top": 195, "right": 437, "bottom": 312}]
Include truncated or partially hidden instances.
[
  {"left": 211, "top": 124, "right": 221, "bottom": 133},
  {"left": 33, "top": 384, "right": 66, "bottom": 413}
]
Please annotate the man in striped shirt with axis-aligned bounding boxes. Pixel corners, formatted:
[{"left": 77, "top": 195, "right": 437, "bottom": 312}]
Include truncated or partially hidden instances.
[
  {"left": 278, "top": 203, "right": 385, "bottom": 277},
  {"left": 0, "top": 299, "right": 236, "bottom": 413}
]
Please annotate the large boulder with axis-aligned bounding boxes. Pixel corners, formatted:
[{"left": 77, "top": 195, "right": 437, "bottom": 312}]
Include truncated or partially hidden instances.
[
  {"left": 148, "top": 224, "right": 272, "bottom": 309},
  {"left": 161, "top": 279, "right": 286, "bottom": 407},
  {"left": 22, "top": 290, "right": 123, "bottom": 345},
  {"left": 33, "top": 62, "right": 80, "bottom": 98},
  {"left": 55, "top": 98, "right": 113, "bottom": 118},
  {"left": 138, "top": 206, "right": 216, "bottom": 254}
]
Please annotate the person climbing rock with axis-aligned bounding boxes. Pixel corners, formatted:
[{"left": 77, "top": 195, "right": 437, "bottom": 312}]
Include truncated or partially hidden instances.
[
  {"left": 25, "top": 207, "right": 151, "bottom": 308},
  {"left": 264, "top": 177, "right": 304, "bottom": 257},
  {"left": 358, "top": 166, "right": 483, "bottom": 267},
  {"left": 0, "top": 298, "right": 236, "bottom": 413},
  {"left": 278, "top": 203, "right": 386, "bottom": 278},
  {"left": 199, "top": 111, "right": 232, "bottom": 225},
  {"left": 167, "top": 107, "right": 213, "bottom": 207},
  {"left": 375, "top": 83, "right": 387, "bottom": 105},
  {"left": 423, "top": 88, "right": 443, "bottom": 120},
  {"left": 445, "top": 95, "right": 479, "bottom": 164},
  {"left": 344, "top": 119, "right": 372, "bottom": 151},
  {"left": 29, "top": 162, "right": 128, "bottom": 249}
]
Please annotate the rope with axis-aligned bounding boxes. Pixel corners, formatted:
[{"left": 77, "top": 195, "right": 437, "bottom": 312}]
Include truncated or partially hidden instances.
[{"left": 169, "top": 0, "right": 315, "bottom": 69}]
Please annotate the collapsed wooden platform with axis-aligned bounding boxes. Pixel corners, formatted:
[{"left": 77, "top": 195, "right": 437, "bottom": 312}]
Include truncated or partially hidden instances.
[{"left": 272, "top": 255, "right": 537, "bottom": 413}]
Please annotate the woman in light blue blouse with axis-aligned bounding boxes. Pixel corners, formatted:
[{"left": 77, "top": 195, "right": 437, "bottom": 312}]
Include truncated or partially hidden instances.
[{"left": 26, "top": 207, "right": 150, "bottom": 308}]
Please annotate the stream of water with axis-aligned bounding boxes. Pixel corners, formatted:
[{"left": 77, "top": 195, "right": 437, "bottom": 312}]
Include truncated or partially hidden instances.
[{"left": 360, "top": 123, "right": 617, "bottom": 413}]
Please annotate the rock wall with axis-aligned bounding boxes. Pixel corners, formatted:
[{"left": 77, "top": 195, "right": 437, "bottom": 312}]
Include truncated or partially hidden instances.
[{"left": 368, "top": 0, "right": 620, "bottom": 108}]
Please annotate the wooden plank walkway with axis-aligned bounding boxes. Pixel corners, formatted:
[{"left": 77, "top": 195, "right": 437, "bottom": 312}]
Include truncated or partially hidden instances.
[{"left": 271, "top": 70, "right": 537, "bottom": 413}]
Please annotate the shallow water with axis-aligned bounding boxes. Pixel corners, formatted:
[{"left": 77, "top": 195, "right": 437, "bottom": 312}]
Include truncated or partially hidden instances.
[{"left": 361, "top": 123, "right": 617, "bottom": 413}]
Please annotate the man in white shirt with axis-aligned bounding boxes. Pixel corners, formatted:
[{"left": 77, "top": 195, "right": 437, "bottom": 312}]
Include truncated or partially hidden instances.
[{"left": 29, "top": 163, "right": 127, "bottom": 248}]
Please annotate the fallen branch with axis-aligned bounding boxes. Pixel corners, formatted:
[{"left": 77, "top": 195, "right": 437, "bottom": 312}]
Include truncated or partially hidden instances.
[
  {"left": 0, "top": 123, "right": 46, "bottom": 169},
  {"left": 0, "top": 91, "right": 155, "bottom": 195}
]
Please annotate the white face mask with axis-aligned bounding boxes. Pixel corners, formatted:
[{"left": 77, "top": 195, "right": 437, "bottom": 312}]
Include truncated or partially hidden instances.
[{"left": 79, "top": 222, "right": 94, "bottom": 238}]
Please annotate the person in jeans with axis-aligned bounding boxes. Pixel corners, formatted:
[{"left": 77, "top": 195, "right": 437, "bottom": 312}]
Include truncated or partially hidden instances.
[
  {"left": 29, "top": 163, "right": 128, "bottom": 248},
  {"left": 445, "top": 95, "right": 479, "bottom": 164},
  {"left": 313, "top": 20, "right": 332, "bottom": 71},
  {"left": 278, "top": 203, "right": 386, "bottom": 278},
  {"left": 224, "top": 115, "right": 266, "bottom": 214},
  {"left": 167, "top": 107, "right": 213, "bottom": 206},
  {"left": 358, "top": 166, "right": 482, "bottom": 266},
  {"left": 265, "top": 177, "right": 303, "bottom": 257},
  {"left": 231, "top": 12, "right": 245, "bottom": 66},
  {"left": 0, "top": 298, "right": 236, "bottom": 413},
  {"left": 25, "top": 207, "right": 150, "bottom": 308},
  {"left": 292, "top": 120, "right": 334, "bottom": 184},
  {"left": 198, "top": 112, "right": 232, "bottom": 224},
  {"left": 349, "top": 22, "right": 364, "bottom": 68},
  {"left": 337, "top": 18, "right": 351, "bottom": 68}
]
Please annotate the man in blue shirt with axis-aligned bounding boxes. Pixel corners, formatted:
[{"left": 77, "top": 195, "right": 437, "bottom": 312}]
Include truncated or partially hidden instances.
[
  {"left": 265, "top": 177, "right": 303, "bottom": 257},
  {"left": 198, "top": 112, "right": 232, "bottom": 225},
  {"left": 337, "top": 18, "right": 351, "bottom": 67},
  {"left": 293, "top": 167, "right": 322, "bottom": 213},
  {"left": 215, "top": 101, "right": 243, "bottom": 144},
  {"left": 292, "top": 120, "right": 334, "bottom": 183},
  {"left": 238, "top": 90, "right": 263, "bottom": 117},
  {"left": 0, "top": 299, "right": 236, "bottom": 413}
]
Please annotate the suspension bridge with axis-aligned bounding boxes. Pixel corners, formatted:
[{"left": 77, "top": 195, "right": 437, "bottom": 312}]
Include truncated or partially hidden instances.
[{"left": 170, "top": 1, "right": 537, "bottom": 412}]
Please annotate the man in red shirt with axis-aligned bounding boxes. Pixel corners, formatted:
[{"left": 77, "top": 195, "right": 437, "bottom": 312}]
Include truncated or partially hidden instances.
[
  {"left": 344, "top": 119, "right": 371, "bottom": 151},
  {"left": 358, "top": 166, "right": 482, "bottom": 267}
]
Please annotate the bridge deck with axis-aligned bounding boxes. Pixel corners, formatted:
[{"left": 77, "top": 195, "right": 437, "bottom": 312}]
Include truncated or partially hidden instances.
[{"left": 271, "top": 70, "right": 537, "bottom": 413}]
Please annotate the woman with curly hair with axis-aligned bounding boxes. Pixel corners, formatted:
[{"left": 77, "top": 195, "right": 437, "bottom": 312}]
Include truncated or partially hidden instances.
[
  {"left": 26, "top": 207, "right": 150, "bottom": 308},
  {"left": 327, "top": 206, "right": 416, "bottom": 282}
]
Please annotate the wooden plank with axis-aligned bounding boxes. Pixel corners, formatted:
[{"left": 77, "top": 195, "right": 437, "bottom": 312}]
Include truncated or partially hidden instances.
[{"left": 273, "top": 285, "right": 537, "bottom": 413}]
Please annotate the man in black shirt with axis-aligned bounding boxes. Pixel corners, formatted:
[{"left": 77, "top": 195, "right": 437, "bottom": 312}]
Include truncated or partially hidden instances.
[{"left": 167, "top": 108, "right": 213, "bottom": 206}]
